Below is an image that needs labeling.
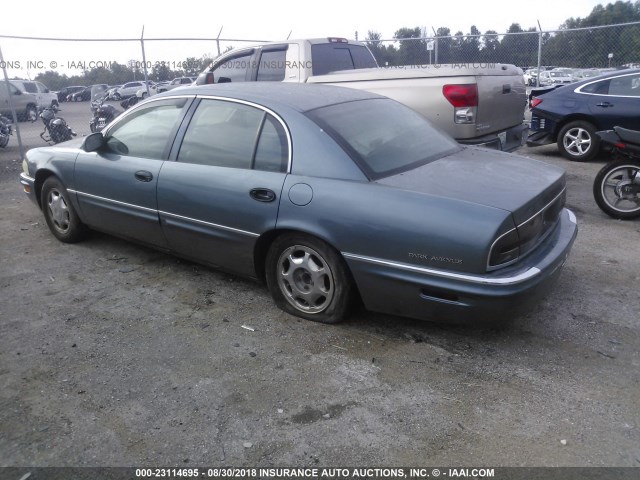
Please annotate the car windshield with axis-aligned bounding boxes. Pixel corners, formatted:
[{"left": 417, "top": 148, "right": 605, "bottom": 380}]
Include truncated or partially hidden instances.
[{"left": 306, "top": 98, "right": 460, "bottom": 180}]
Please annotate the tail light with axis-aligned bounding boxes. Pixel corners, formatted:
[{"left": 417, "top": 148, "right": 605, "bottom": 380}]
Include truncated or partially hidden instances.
[
  {"left": 443, "top": 84, "right": 478, "bottom": 124},
  {"left": 530, "top": 97, "right": 543, "bottom": 108},
  {"left": 328, "top": 37, "right": 348, "bottom": 43}
]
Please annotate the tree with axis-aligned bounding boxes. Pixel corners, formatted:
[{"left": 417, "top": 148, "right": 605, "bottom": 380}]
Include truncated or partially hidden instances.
[
  {"left": 481, "top": 30, "right": 501, "bottom": 63},
  {"left": 458, "top": 26, "right": 481, "bottom": 62},
  {"left": 394, "top": 27, "right": 426, "bottom": 65},
  {"left": 34, "top": 71, "right": 68, "bottom": 91}
]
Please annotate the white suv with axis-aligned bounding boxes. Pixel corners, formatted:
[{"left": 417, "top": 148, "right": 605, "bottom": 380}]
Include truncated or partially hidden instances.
[{"left": 11, "top": 80, "right": 58, "bottom": 109}]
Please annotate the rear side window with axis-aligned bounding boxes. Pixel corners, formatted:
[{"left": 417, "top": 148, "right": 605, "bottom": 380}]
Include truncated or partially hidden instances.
[
  {"left": 311, "top": 44, "right": 377, "bottom": 75},
  {"left": 178, "top": 99, "right": 288, "bottom": 172}
]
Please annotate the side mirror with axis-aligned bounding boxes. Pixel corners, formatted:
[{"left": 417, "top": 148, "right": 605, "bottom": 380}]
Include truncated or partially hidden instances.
[
  {"left": 83, "top": 132, "right": 105, "bottom": 152},
  {"left": 13, "top": 89, "right": 22, "bottom": 95}
]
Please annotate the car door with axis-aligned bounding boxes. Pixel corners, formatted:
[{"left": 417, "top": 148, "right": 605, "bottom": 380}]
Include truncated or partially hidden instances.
[
  {"left": 157, "top": 97, "right": 290, "bottom": 276},
  {"left": 73, "top": 97, "right": 191, "bottom": 247},
  {"left": 582, "top": 73, "right": 640, "bottom": 130}
]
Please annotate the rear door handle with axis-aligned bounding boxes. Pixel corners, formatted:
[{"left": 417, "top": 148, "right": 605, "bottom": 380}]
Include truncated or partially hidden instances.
[
  {"left": 596, "top": 102, "right": 613, "bottom": 108},
  {"left": 250, "top": 188, "right": 276, "bottom": 202},
  {"left": 134, "top": 170, "right": 153, "bottom": 182}
]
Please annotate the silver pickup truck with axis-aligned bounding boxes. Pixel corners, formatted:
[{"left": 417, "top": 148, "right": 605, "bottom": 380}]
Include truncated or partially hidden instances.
[{"left": 195, "top": 38, "right": 528, "bottom": 151}]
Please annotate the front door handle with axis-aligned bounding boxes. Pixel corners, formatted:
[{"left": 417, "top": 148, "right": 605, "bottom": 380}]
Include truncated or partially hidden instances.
[
  {"left": 135, "top": 170, "right": 153, "bottom": 182},
  {"left": 250, "top": 188, "right": 276, "bottom": 202},
  {"left": 596, "top": 102, "right": 613, "bottom": 108}
]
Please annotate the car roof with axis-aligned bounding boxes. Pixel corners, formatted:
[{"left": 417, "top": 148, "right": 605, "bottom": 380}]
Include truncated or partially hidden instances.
[{"left": 157, "top": 82, "right": 382, "bottom": 112}]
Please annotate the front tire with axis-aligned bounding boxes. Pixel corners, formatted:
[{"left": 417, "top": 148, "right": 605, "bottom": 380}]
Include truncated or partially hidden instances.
[
  {"left": 265, "top": 234, "right": 355, "bottom": 324},
  {"left": 41, "top": 177, "right": 87, "bottom": 243},
  {"left": 558, "top": 121, "right": 600, "bottom": 162},
  {"left": 593, "top": 160, "right": 640, "bottom": 219}
]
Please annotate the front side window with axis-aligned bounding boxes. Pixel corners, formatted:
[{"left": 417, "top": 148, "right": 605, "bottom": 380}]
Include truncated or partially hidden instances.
[
  {"left": 213, "top": 53, "right": 252, "bottom": 83},
  {"left": 257, "top": 50, "right": 286, "bottom": 82},
  {"left": 104, "top": 98, "right": 188, "bottom": 159},
  {"left": 178, "top": 99, "right": 288, "bottom": 172}
]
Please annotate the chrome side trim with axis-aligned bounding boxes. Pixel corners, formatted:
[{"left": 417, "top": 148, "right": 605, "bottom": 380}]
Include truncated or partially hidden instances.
[
  {"left": 342, "top": 253, "right": 541, "bottom": 286},
  {"left": 73, "top": 190, "right": 157, "bottom": 213},
  {"left": 73, "top": 190, "right": 259, "bottom": 238},
  {"left": 159, "top": 210, "right": 260, "bottom": 238}
]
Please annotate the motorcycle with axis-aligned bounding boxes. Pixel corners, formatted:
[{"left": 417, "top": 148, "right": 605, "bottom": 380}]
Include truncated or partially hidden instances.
[
  {"left": 39, "top": 105, "right": 76, "bottom": 145},
  {"left": 593, "top": 126, "right": 640, "bottom": 220},
  {"left": 0, "top": 114, "right": 12, "bottom": 148},
  {"left": 89, "top": 85, "right": 121, "bottom": 133}
]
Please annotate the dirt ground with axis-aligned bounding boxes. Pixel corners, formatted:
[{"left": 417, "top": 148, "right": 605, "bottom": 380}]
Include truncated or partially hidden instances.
[{"left": 1, "top": 104, "right": 639, "bottom": 468}]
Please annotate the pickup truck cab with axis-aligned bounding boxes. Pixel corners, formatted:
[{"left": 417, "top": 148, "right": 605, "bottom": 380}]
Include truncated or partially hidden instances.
[{"left": 196, "top": 38, "right": 527, "bottom": 151}]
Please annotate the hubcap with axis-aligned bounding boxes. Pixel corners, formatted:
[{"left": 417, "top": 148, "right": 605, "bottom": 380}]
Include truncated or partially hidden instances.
[
  {"left": 47, "top": 189, "right": 70, "bottom": 233},
  {"left": 563, "top": 127, "right": 592, "bottom": 156},
  {"left": 277, "top": 245, "right": 335, "bottom": 314},
  {"left": 601, "top": 165, "right": 640, "bottom": 213}
]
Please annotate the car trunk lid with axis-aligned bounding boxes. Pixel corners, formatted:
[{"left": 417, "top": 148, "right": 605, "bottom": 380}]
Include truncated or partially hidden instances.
[{"left": 376, "top": 146, "right": 566, "bottom": 226}]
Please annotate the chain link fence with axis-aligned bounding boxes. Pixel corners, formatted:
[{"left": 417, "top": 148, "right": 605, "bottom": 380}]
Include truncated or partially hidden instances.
[
  {"left": 2, "top": 21, "right": 639, "bottom": 162},
  {"left": 366, "top": 21, "right": 640, "bottom": 69}
]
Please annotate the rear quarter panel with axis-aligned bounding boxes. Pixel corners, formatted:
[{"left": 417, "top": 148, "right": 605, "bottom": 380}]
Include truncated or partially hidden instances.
[{"left": 276, "top": 174, "right": 513, "bottom": 275}]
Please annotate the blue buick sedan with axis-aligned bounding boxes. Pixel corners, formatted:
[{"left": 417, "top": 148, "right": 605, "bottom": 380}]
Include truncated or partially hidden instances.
[{"left": 20, "top": 83, "right": 577, "bottom": 324}]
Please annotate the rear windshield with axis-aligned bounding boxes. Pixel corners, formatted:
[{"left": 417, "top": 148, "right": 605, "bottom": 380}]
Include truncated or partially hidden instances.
[
  {"left": 306, "top": 98, "right": 460, "bottom": 180},
  {"left": 311, "top": 44, "right": 377, "bottom": 76}
]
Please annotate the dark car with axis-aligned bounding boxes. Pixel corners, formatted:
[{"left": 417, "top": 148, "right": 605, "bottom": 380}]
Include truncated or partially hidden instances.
[
  {"left": 19, "top": 83, "right": 577, "bottom": 324},
  {"left": 57, "top": 86, "right": 84, "bottom": 103},
  {"left": 527, "top": 69, "right": 640, "bottom": 161},
  {"left": 70, "top": 84, "right": 108, "bottom": 102}
]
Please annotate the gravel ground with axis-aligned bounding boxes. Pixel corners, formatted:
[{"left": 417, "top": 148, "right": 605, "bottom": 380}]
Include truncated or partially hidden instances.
[{"left": 0, "top": 102, "right": 639, "bottom": 468}]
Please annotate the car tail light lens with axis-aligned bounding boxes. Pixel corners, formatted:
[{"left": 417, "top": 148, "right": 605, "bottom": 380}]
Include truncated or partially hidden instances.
[
  {"left": 530, "top": 98, "right": 543, "bottom": 108},
  {"left": 488, "top": 190, "right": 566, "bottom": 269},
  {"left": 443, "top": 84, "right": 478, "bottom": 108},
  {"left": 488, "top": 228, "right": 520, "bottom": 268},
  {"left": 443, "top": 84, "right": 478, "bottom": 124}
]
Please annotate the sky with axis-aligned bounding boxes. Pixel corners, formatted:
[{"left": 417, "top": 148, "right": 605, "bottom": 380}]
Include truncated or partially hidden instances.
[{"left": 0, "top": 0, "right": 611, "bottom": 77}]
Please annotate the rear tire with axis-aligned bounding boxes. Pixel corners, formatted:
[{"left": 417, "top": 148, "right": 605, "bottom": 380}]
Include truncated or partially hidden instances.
[
  {"left": 557, "top": 120, "right": 599, "bottom": 162},
  {"left": 593, "top": 160, "right": 640, "bottom": 219},
  {"left": 41, "top": 177, "right": 87, "bottom": 243},
  {"left": 265, "top": 233, "right": 354, "bottom": 324}
]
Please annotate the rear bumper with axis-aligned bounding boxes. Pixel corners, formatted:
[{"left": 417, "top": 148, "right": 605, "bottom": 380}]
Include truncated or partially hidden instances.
[
  {"left": 344, "top": 208, "right": 578, "bottom": 323},
  {"left": 526, "top": 129, "right": 554, "bottom": 147},
  {"left": 458, "top": 122, "right": 528, "bottom": 152},
  {"left": 526, "top": 112, "right": 557, "bottom": 147}
]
